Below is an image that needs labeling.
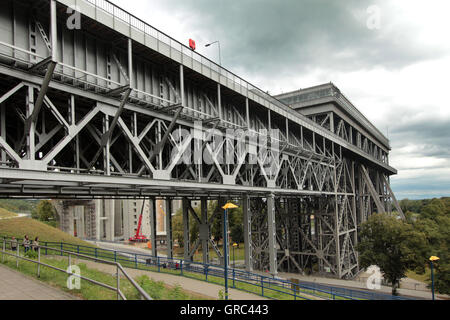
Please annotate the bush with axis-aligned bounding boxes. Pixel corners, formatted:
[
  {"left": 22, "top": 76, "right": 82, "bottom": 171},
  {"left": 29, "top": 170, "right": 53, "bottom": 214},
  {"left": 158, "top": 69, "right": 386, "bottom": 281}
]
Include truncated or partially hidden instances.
[
  {"left": 136, "top": 275, "right": 205, "bottom": 300},
  {"left": 32, "top": 200, "right": 56, "bottom": 222},
  {"left": 24, "top": 250, "right": 38, "bottom": 259}
]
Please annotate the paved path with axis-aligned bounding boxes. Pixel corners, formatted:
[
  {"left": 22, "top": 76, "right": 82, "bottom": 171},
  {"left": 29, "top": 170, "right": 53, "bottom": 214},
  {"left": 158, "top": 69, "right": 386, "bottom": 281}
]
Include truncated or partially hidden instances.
[
  {"left": 0, "top": 213, "right": 30, "bottom": 220},
  {"left": 87, "top": 240, "right": 157, "bottom": 257},
  {"left": 0, "top": 264, "right": 78, "bottom": 300}
]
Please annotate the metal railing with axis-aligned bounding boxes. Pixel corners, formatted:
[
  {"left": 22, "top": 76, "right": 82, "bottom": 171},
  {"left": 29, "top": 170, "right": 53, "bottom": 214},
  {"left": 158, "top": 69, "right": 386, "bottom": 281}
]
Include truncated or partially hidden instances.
[
  {"left": 0, "top": 237, "right": 152, "bottom": 300},
  {"left": 5, "top": 237, "right": 413, "bottom": 301},
  {"left": 56, "top": 242, "right": 317, "bottom": 300}
]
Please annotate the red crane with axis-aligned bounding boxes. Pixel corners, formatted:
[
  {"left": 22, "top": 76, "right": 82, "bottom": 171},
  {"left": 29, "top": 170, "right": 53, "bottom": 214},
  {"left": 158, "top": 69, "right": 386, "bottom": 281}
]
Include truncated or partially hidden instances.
[{"left": 129, "top": 199, "right": 149, "bottom": 243}]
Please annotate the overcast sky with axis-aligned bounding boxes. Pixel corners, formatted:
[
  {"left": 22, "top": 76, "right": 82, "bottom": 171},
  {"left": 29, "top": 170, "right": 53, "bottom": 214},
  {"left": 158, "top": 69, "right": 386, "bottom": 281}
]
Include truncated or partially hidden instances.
[{"left": 111, "top": 0, "right": 450, "bottom": 200}]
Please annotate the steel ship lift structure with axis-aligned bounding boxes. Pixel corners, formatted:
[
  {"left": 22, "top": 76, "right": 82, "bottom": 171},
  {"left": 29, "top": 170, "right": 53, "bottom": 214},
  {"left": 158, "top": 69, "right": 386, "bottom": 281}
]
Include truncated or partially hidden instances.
[{"left": 0, "top": 0, "right": 403, "bottom": 279}]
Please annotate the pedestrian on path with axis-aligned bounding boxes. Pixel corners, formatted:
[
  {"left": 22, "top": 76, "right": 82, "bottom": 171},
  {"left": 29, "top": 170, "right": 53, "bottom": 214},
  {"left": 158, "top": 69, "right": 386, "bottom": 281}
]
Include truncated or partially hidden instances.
[
  {"left": 23, "top": 235, "right": 31, "bottom": 253},
  {"left": 32, "top": 237, "right": 39, "bottom": 252},
  {"left": 10, "top": 237, "right": 17, "bottom": 251}
]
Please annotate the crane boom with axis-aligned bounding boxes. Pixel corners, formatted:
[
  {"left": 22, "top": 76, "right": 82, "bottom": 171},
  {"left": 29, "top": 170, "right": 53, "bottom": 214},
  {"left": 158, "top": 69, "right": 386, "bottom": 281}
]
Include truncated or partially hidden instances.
[{"left": 129, "top": 198, "right": 149, "bottom": 242}]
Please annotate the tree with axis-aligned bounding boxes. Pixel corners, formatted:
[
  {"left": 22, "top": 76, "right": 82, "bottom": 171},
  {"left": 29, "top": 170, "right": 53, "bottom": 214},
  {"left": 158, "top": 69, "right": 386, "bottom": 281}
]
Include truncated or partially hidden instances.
[
  {"left": 172, "top": 208, "right": 184, "bottom": 247},
  {"left": 209, "top": 201, "right": 222, "bottom": 242},
  {"left": 357, "top": 213, "right": 428, "bottom": 295},
  {"left": 413, "top": 199, "right": 450, "bottom": 294},
  {"left": 230, "top": 224, "right": 244, "bottom": 244},
  {"left": 31, "top": 207, "right": 40, "bottom": 220},
  {"left": 420, "top": 199, "right": 446, "bottom": 220},
  {"left": 229, "top": 206, "right": 243, "bottom": 244},
  {"left": 33, "top": 200, "right": 56, "bottom": 222},
  {"left": 434, "top": 248, "right": 450, "bottom": 294},
  {"left": 189, "top": 206, "right": 200, "bottom": 245}
]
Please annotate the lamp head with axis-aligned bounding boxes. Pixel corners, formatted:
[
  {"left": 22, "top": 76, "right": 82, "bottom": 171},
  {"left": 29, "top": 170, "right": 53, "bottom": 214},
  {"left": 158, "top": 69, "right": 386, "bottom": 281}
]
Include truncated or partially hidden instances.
[
  {"left": 222, "top": 203, "right": 238, "bottom": 210},
  {"left": 430, "top": 256, "right": 440, "bottom": 262}
]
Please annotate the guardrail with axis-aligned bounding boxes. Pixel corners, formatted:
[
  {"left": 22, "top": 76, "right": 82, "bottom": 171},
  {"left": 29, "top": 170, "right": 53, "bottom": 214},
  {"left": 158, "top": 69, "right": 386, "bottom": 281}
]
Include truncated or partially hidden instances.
[
  {"left": 0, "top": 237, "right": 152, "bottom": 300},
  {"left": 45, "top": 241, "right": 315, "bottom": 300}
]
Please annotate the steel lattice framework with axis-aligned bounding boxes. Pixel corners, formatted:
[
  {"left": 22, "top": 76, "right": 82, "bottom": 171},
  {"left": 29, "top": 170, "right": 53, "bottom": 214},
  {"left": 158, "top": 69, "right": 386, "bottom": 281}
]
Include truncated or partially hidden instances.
[{"left": 0, "top": 0, "right": 404, "bottom": 278}]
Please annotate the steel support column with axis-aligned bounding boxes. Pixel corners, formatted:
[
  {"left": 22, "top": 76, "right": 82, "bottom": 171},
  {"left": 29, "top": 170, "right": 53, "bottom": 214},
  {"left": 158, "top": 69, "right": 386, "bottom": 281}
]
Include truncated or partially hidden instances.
[
  {"left": 222, "top": 198, "right": 230, "bottom": 268},
  {"left": 128, "top": 39, "right": 133, "bottom": 89},
  {"left": 165, "top": 197, "right": 173, "bottom": 259},
  {"left": 104, "top": 199, "right": 115, "bottom": 242},
  {"left": 50, "top": 0, "right": 57, "bottom": 61},
  {"left": 180, "top": 65, "right": 185, "bottom": 107},
  {"left": 95, "top": 199, "right": 102, "bottom": 241},
  {"left": 26, "top": 86, "right": 35, "bottom": 160},
  {"left": 0, "top": 103, "right": 5, "bottom": 164},
  {"left": 243, "top": 195, "right": 253, "bottom": 272},
  {"left": 200, "top": 197, "right": 209, "bottom": 265},
  {"left": 267, "top": 194, "right": 278, "bottom": 276},
  {"left": 149, "top": 197, "right": 157, "bottom": 257},
  {"left": 217, "top": 84, "right": 222, "bottom": 120},
  {"left": 182, "top": 197, "right": 191, "bottom": 261}
]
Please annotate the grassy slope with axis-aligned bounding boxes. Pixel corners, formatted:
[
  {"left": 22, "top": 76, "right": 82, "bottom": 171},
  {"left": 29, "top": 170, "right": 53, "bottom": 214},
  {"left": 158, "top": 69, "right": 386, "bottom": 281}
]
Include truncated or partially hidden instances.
[
  {"left": 0, "top": 208, "right": 18, "bottom": 219},
  {"left": 0, "top": 217, "right": 92, "bottom": 247}
]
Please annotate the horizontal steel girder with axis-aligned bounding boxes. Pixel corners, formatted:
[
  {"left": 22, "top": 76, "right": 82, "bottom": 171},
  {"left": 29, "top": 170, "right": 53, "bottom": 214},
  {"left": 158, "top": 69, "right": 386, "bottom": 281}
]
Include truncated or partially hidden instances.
[{"left": 0, "top": 168, "right": 355, "bottom": 199}]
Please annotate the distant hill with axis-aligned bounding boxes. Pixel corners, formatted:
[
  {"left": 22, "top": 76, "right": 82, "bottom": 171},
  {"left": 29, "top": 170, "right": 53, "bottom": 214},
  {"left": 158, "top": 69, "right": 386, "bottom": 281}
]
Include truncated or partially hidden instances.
[{"left": 0, "top": 199, "right": 37, "bottom": 213}]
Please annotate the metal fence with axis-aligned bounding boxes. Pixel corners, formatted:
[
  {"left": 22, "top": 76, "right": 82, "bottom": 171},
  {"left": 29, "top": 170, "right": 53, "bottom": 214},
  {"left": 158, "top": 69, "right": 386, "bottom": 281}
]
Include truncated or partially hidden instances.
[
  {"left": 0, "top": 237, "right": 152, "bottom": 300},
  {"left": 1, "top": 236, "right": 413, "bottom": 301}
]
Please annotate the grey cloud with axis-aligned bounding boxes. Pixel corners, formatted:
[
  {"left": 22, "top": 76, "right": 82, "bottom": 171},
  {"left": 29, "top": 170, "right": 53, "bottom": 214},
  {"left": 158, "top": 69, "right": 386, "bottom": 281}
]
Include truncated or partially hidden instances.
[
  {"left": 389, "top": 115, "right": 450, "bottom": 199},
  {"left": 158, "top": 0, "right": 446, "bottom": 79},
  {"left": 390, "top": 117, "right": 450, "bottom": 158},
  {"left": 392, "top": 174, "right": 450, "bottom": 200}
]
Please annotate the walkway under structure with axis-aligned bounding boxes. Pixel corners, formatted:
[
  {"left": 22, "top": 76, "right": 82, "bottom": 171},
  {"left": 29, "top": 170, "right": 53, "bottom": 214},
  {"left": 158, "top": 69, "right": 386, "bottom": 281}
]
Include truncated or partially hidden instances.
[{"left": 0, "top": 0, "right": 404, "bottom": 279}]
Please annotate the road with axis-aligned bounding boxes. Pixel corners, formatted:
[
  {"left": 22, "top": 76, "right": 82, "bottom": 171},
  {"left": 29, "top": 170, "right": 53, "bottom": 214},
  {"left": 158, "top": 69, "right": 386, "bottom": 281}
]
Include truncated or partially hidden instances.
[
  {"left": 86, "top": 240, "right": 159, "bottom": 257},
  {"left": 0, "top": 212, "right": 31, "bottom": 220}
]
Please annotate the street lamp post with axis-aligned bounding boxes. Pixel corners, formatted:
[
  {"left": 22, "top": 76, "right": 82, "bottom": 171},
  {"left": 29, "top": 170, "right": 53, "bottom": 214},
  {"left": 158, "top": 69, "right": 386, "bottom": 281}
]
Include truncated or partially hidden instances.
[
  {"left": 430, "top": 256, "right": 440, "bottom": 300},
  {"left": 232, "top": 243, "right": 238, "bottom": 268},
  {"left": 222, "top": 202, "right": 238, "bottom": 300},
  {"left": 205, "top": 41, "right": 222, "bottom": 66}
]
